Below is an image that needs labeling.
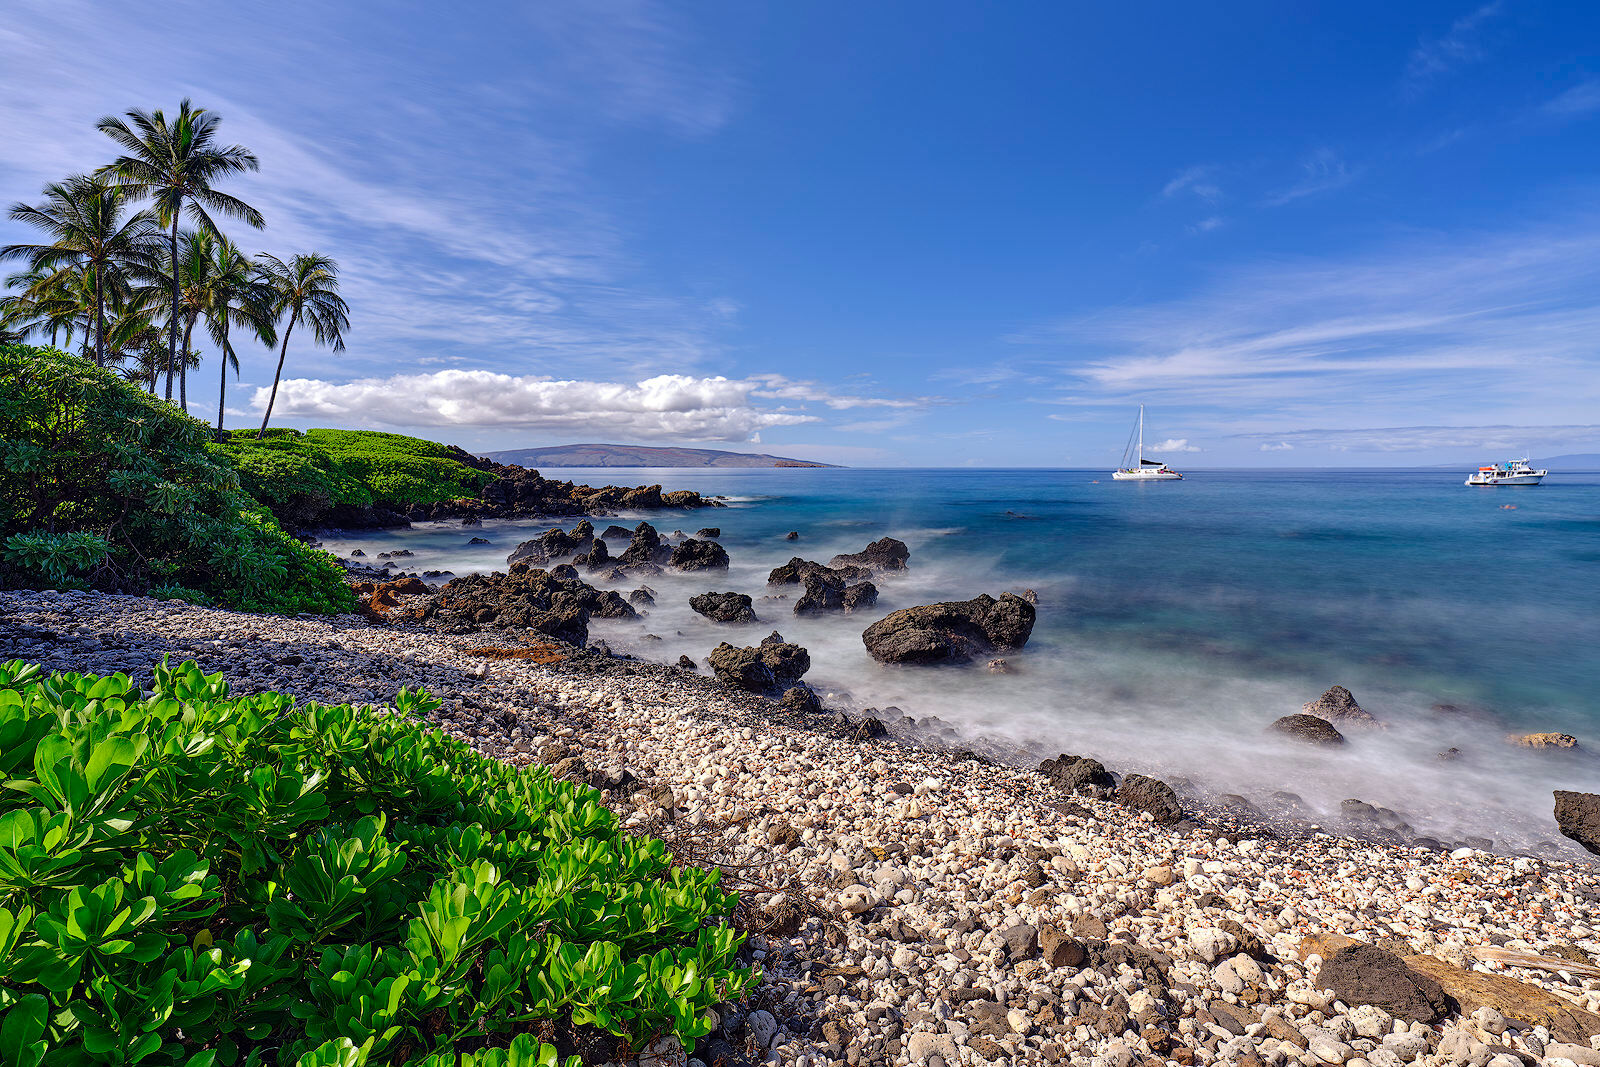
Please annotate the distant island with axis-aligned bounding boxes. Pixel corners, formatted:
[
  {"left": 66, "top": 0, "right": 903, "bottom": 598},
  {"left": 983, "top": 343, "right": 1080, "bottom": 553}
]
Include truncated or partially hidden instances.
[{"left": 480, "top": 443, "right": 840, "bottom": 468}]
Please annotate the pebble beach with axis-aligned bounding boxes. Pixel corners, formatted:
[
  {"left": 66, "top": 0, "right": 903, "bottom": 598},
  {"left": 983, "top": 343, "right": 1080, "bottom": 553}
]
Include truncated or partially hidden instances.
[{"left": 5, "top": 587, "right": 1600, "bottom": 1067}]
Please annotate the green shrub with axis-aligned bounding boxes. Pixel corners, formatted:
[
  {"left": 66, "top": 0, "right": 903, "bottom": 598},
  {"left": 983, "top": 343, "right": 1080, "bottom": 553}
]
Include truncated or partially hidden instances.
[
  {"left": 216, "top": 429, "right": 493, "bottom": 511},
  {"left": 0, "top": 660, "right": 753, "bottom": 1066},
  {"left": 0, "top": 345, "right": 354, "bottom": 614}
]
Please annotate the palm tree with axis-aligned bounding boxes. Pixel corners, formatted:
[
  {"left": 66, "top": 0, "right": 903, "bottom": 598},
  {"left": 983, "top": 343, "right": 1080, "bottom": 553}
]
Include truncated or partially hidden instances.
[
  {"left": 97, "top": 99, "right": 262, "bottom": 400},
  {"left": 1, "top": 175, "right": 161, "bottom": 365},
  {"left": 3, "top": 266, "right": 95, "bottom": 349},
  {"left": 203, "top": 237, "right": 275, "bottom": 440},
  {"left": 171, "top": 229, "right": 218, "bottom": 410},
  {"left": 253, "top": 252, "right": 348, "bottom": 438}
]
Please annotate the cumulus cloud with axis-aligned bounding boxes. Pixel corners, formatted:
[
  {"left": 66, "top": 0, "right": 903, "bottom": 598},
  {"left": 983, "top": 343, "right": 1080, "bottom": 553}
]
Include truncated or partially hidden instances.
[
  {"left": 253, "top": 370, "right": 821, "bottom": 441},
  {"left": 1151, "top": 438, "right": 1201, "bottom": 453}
]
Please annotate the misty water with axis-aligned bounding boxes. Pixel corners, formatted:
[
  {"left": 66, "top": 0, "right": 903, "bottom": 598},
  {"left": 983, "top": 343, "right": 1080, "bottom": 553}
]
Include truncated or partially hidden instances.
[{"left": 320, "top": 466, "right": 1600, "bottom": 854}]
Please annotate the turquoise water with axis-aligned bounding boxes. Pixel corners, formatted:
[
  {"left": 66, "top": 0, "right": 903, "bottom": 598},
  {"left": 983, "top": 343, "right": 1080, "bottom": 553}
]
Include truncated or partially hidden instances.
[{"left": 323, "top": 466, "right": 1600, "bottom": 850}]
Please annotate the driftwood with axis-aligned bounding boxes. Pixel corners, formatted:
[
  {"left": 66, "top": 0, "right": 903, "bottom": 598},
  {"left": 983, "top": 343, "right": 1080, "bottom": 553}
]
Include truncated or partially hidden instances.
[{"left": 1472, "top": 945, "right": 1600, "bottom": 980}]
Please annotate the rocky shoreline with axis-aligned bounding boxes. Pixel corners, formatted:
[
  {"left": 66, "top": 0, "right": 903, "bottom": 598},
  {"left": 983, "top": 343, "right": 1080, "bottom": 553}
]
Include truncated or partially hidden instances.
[{"left": 5, "top": 588, "right": 1600, "bottom": 1067}]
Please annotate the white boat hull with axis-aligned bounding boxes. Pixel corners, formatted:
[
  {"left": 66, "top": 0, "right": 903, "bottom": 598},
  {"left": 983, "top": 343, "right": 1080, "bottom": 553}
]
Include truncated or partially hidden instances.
[
  {"left": 1465, "top": 474, "right": 1543, "bottom": 486},
  {"left": 1113, "top": 468, "right": 1183, "bottom": 481}
]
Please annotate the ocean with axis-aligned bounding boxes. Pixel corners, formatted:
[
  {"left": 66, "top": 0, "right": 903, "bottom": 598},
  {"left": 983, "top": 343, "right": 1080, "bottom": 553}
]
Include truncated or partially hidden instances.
[{"left": 320, "top": 466, "right": 1600, "bottom": 852}]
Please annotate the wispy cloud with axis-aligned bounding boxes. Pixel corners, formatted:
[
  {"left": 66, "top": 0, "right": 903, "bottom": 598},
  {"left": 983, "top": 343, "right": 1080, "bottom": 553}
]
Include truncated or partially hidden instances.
[
  {"left": 254, "top": 371, "right": 820, "bottom": 441},
  {"left": 1162, "top": 165, "right": 1222, "bottom": 202},
  {"left": 1541, "top": 80, "right": 1600, "bottom": 120},
  {"left": 1230, "top": 424, "right": 1600, "bottom": 454},
  {"left": 1019, "top": 209, "right": 1600, "bottom": 433},
  {"left": 1187, "top": 216, "right": 1226, "bottom": 235},
  {"left": 1405, "top": 2, "right": 1503, "bottom": 92},
  {"left": 1266, "top": 149, "right": 1359, "bottom": 206},
  {"left": 747, "top": 375, "right": 932, "bottom": 410}
]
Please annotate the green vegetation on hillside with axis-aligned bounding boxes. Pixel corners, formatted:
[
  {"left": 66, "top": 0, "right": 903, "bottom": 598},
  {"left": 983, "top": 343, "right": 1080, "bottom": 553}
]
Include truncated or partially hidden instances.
[
  {"left": 216, "top": 429, "right": 494, "bottom": 511},
  {"left": 0, "top": 659, "right": 753, "bottom": 1066},
  {"left": 0, "top": 344, "right": 352, "bottom": 614}
]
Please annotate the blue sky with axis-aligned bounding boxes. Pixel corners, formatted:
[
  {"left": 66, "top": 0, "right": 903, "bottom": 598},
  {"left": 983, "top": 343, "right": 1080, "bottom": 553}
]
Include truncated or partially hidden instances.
[{"left": 5, "top": 1, "right": 1600, "bottom": 466}]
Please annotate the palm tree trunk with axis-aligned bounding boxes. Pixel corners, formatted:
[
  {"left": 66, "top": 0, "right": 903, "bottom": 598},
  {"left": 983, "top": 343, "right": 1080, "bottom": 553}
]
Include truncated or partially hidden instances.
[
  {"left": 93, "top": 267, "right": 105, "bottom": 367},
  {"left": 181, "top": 317, "right": 195, "bottom": 413},
  {"left": 216, "top": 324, "right": 230, "bottom": 442},
  {"left": 165, "top": 212, "right": 179, "bottom": 401},
  {"left": 257, "top": 316, "right": 295, "bottom": 438}
]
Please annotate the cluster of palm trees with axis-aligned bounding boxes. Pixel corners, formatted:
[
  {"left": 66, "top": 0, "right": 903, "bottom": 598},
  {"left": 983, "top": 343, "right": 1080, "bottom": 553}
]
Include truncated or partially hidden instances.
[{"left": 0, "top": 99, "right": 348, "bottom": 440}]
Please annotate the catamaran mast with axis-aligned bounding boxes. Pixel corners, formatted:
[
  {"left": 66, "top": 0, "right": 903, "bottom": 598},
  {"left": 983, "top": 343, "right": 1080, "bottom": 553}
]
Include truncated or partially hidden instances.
[{"left": 1138, "top": 404, "right": 1144, "bottom": 467}]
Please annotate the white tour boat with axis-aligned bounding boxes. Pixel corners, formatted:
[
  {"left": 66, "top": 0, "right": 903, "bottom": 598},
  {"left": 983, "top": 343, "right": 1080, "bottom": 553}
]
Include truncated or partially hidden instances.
[
  {"left": 1465, "top": 458, "right": 1546, "bottom": 486},
  {"left": 1112, "top": 405, "right": 1183, "bottom": 481}
]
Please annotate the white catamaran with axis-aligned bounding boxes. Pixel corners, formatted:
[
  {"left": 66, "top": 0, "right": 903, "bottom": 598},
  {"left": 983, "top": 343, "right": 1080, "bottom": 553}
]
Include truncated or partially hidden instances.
[{"left": 1112, "top": 405, "right": 1183, "bottom": 481}]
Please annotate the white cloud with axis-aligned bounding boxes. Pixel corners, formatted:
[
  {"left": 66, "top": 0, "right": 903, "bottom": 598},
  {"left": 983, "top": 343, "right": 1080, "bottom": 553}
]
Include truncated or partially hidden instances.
[
  {"left": 1022, "top": 209, "right": 1600, "bottom": 432},
  {"left": 1188, "top": 216, "right": 1226, "bottom": 235},
  {"left": 1542, "top": 81, "right": 1600, "bottom": 120},
  {"left": 1266, "top": 149, "right": 1358, "bottom": 206},
  {"left": 1405, "top": 3, "right": 1502, "bottom": 90},
  {"left": 1232, "top": 425, "right": 1600, "bottom": 454},
  {"left": 253, "top": 370, "right": 821, "bottom": 441},
  {"left": 1151, "top": 438, "right": 1200, "bottom": 453},
  {"left": 1162, "top": 165, "right": 1221, "bottom": 202},
  {"left": 748, "top": 374, "right": 931, "bottom": 410}
]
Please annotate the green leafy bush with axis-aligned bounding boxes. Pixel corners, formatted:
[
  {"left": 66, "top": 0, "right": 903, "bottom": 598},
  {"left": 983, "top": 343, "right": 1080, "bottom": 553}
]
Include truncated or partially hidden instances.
[
  {"left": 0, "top": 660, "right": 753, "bottom": 1066},
  {"left": 216, "top": 429, "right": 493, "bottom": 512},
  {"left": 0, "top": 345, "right": 353, "bottom": 614}
]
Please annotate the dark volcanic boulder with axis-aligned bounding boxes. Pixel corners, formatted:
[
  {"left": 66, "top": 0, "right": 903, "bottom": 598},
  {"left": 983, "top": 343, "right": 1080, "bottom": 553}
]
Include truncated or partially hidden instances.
[
  {"left": 829, "top": 537, "right": 910, "bottom": 573},
  {"left": 860, "top": 593, "right": 1035, "bottom": 664},
  {"left": 575, "top": 537, "right": 610, "bottom": 569},
  {"left": 794, "top": 574, "right": 842, "bottom": 615},
  {"left": 669, "top": 538, "right": 730, "bottom": 571},
  {"left": 842, "top": 581, "right": 878, "bottom": 613},
  {"left": 602, "top": 524, "right": 633, "bottom": 541},
  {"left": 418, "top": 563, "right": 635, "bottom": 646},
  {"left": 466, "top": 536, "right": 490, "bottom": 545},
  {"left": 760, "top": 630, "right": 786, "bottom": 646},
  {"left": 708, "top": 641, "right": 810, "bottom": 692},
  {"left": 507, "top": 520, "right": 594, "bottom": 566},
  {"left": 780, "top": 686, "right": 823, "bottom": 713},
  {"left": 696, "top": 527, "right": 721, "bottom": 538},
  {"left": 785, "top": 530, "right": 799, "bottom": 540},
  {"left": 628, "top": 587, "right": 655, "bottom": 607},
  {"left": 1038, "top": 753, "right": 1116, "bottom": 796},
  {"left": 689, "top": 591, "right": 757, "bottom": 624},
  {"left": 1555, "top": 790, "right": 1600, "bottom": 855},
  {"left": 1270, "top": 714, "right": 1347, "bottom": 747},
  {"left": 1315, "top": 943, "right": 1450, "bottom": 1023},
  {"left": 1303, "top": 685, "right": 1382, "bottom": 728},
  {"left": 1117, "top": 774, "right": 1184, "bottom": 825},
  {"left": 766, "top": 557, "right": 870, "bottom": 585},
  {"left": 617, "top": 522, "right": 668, "bottom": 566}
]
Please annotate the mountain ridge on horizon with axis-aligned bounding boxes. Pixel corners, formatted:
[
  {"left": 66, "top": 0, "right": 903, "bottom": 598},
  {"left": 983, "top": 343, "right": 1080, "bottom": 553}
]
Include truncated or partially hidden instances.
[{"left": 480, "top": 443, "right": 841, "bottom": 468}]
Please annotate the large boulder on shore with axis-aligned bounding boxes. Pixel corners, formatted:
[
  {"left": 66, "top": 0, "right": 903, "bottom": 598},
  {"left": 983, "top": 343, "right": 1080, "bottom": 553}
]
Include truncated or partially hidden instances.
[
  {"left": 1315, "top": 943, "right": 1450, "bottom": 1023},
  {"left": 1303, "top": 685, "right": 1382, "bottom": 728},
  {"left": 794, "top": 573, "right": 879, "bottom": 617},
  {"left": 506, "top": 520, "right": 594, "bottom": 566},
  {"left": 1555, "top": 790, "right": 1600, "bottom": 855},
  {"left": 1037, "top": 753, "right": 1115, "bottom": 796},
  {"left": 768, "top": 557, "right": 871, "bottom": 585},
  {"left": 418, "top": 563, "right": 634, "bottom": 645},
  {"left": 669, "top": 537, "right": 729, "bottom": 571},
  {"left": 829, "top": 537, "right": 910, "bottom": 573},
  {"left": 689, "top": 591, "right": 757, "bottom": 624},
  {"left": 861, "top": 592, "right": 1035, "bottom": 664},
  {"left": 1270, "top": 714, "right": 1346, "bottom": 747},
  {"left": 708, "top": 641, "right": 810, "bottom": 692},
  {"left": 1117, "top": 773, "right": 1184, "bottom": 825},
  {"left": 617, "top": 521, "right": 670, "bottom": 567}
]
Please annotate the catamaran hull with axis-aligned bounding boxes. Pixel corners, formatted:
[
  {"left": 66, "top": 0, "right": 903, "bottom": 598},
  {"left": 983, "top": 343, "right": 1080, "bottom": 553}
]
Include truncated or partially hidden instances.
[{"left": 1112, "top": 469, "right": 1183, "bottom": 481}]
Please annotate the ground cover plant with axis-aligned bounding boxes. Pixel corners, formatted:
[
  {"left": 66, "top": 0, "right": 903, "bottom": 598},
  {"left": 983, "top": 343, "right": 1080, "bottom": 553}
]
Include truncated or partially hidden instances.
[
  {"left": 216, "top": 429, "right": 495, "bottom": 514},
  {"left": 0, "top": 344, "right": 352, "bottom": 614},
  {"left": 0, "top": 659, "right": 753, "bottom": 1066}
]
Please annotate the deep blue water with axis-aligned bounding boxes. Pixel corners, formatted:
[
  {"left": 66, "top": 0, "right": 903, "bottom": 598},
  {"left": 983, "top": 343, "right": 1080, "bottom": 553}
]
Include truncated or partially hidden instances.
[{"left": 325, "top": 466, "right": 1600, "bottom": 850}]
